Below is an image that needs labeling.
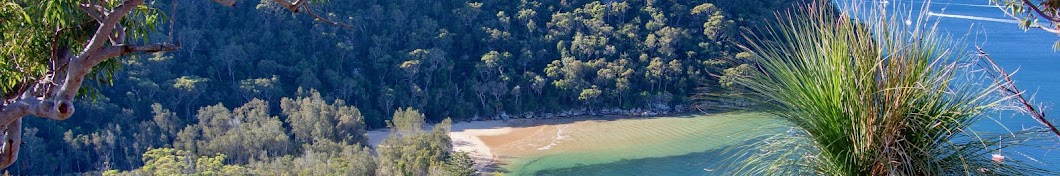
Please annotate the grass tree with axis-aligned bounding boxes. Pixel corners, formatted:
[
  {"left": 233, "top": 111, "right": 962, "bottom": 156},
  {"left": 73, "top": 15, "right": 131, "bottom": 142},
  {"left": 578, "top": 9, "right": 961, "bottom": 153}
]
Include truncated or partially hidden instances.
[{"left": 725, "top": 1, "right": 1055, "bottom": 175}]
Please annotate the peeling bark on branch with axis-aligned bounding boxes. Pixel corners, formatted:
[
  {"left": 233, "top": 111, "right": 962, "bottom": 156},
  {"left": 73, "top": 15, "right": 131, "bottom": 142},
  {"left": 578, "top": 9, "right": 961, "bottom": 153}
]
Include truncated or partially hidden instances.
[
  {"left": 0, "top": 119, "right": 21, "bottom": 168},
  {"left": 0, "top": 0, "right": 178, "bottom": 169}
]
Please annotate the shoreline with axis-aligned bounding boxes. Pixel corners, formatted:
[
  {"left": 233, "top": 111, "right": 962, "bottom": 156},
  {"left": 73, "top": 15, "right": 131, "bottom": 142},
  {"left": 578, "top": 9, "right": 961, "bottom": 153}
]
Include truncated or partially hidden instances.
[
  {"left": 367, "top": 106, "right": 699, "bottom": 174},
  {"left": 448, "top": 120, "right": 512, "bottom": 172}
]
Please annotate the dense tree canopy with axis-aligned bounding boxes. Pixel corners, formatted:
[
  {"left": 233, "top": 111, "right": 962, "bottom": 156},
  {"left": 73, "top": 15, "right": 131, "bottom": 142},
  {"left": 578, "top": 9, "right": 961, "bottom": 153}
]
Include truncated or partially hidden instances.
[
  {"left": 2, "top": 0, "right": 805, "bottom": 174},
  {"left": 70, "top": 0, "right": 807, "bottom": 129},
  {"left": 103, "top": 103, "right": 461, "bottom": 175}
]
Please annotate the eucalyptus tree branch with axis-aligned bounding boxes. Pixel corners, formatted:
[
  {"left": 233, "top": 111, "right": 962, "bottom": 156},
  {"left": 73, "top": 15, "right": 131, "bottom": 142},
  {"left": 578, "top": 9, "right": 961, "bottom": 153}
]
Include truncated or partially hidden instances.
[
  {"left": 76, "top": 3, "right": 106, "bottom": 23},
  {"left": 991, "top": 2, "right": 1060, "bottom": 34},
  {"left": 1021, "top": 0, "right": 1060, "bottom": 22},
  {"left": 0, "top": 0, "right": 148, "bottom": 124},
  {"left": 0, "top": 0, "right": 178, "bottom": 168},
  {"left": 2, "top": 0, "right": 339, "bottom": 169}
]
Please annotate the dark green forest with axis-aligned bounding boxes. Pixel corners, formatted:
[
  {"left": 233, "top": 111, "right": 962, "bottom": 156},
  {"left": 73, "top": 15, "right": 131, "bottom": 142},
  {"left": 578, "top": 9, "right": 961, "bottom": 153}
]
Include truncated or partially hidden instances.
[{"left": 6, "top": 0, "right": 803, "bottom": 174}]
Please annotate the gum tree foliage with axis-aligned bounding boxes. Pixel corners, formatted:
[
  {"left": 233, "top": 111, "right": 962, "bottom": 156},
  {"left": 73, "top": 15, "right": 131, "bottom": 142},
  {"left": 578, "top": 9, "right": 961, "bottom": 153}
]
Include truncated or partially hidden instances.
[
  {"left": 174, "top": 99, "right": 293, "bottom": 163},
  {"left": 376, "top": 108, "right": 464, "bottom": 176},
  {"left": 281, "top": 88, "right": 368, "bottom": 146},
  {"left": 103, "top": 100, "right": 465, "bottom": 175},
  {"left": 103, "top": 148, "right": 245, "bottom": 176}
]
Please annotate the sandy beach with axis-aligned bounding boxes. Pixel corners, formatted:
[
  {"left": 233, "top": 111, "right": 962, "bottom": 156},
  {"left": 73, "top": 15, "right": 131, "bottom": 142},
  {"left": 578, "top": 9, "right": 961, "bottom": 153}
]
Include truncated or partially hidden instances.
[
  {"left": 366, "top": 120, "right": 514, "bottom": 172},
  {"left": 449, "top": 121, "right": 516, "bottom": 171}
]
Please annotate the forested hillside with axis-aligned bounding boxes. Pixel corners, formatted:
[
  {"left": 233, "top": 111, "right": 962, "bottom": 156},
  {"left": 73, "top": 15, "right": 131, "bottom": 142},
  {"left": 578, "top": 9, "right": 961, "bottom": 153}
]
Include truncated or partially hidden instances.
[
  {"left": 111, "top": 0, "right": 796, "bottom": 127},
  {"left": 7, "top": 0, "right": 802, "bottom": 174}
]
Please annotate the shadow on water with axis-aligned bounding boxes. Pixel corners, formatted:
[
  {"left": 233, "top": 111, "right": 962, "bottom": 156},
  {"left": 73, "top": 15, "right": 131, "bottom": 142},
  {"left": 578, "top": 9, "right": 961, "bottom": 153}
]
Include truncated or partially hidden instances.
[
  {"left": 481, "top": 162, "right": 510, "bottom": 174},
  {"left": 518, "top": 139, "right": 762, "bottom": 176}
]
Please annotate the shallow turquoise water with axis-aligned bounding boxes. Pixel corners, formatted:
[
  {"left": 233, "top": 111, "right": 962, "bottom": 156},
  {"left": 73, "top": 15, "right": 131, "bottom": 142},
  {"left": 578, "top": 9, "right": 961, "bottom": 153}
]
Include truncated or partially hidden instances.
[{"left": 498, "top": 113, "right": 784, "bottom": 176}]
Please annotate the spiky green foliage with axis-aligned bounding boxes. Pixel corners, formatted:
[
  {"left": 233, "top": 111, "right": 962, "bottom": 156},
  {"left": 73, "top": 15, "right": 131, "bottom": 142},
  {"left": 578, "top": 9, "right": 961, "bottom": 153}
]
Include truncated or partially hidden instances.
[{"left": 726, "top": 1, "right": 1053, "bottom": 175}]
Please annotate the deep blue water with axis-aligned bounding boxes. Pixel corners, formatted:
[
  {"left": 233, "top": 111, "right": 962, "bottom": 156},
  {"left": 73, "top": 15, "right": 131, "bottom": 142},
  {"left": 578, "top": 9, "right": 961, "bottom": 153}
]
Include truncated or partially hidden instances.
[
  {"left": 910, "top": 0, "right": 1060, "bottom": 170},
  {"left": 525, "top": 1, "right": 1060, "bottom": 175}
]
